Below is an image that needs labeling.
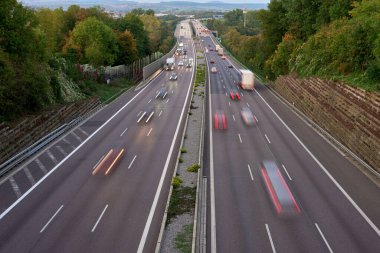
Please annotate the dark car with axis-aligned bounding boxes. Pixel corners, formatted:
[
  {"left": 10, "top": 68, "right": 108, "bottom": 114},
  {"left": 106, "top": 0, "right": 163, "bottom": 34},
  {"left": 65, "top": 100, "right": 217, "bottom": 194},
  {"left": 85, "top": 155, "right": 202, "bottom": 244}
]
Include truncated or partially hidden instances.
[
  {"left": 241, "top": 107, "right": 256, "bottom": 126},
  {"left": 214, "top": 111, "right": 227, "bottom": 130},
  {"left": 229, "top": 88, "right": 241, "bottom": 100},
  {"left": 169, "top": 72, "right": 178, "bottom": 81},
  {"left": 156, "top": 87, "right": 168, "bottom": 99},
  {"left": 137, "top": 107, "right": 155, "bottom": 123},
  {"left": 227, "top": 63, "right": 233, "bottom": 68},
  {"left": 210, "top": 59, "right": 215, "bottom": 64},
  {"left": 260, "top": 160, "right": 301, "bottom": 217}
]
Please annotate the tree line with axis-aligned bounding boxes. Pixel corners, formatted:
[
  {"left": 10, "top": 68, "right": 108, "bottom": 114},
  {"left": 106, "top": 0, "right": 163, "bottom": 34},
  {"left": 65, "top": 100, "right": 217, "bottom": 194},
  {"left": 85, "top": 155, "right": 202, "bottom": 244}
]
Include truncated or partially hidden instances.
[
  {"left": 0, "top": 1, "right": 180, "bottom": 121},
  {"left": 206, "top": 0, "right": 379, "bottom": 91}
]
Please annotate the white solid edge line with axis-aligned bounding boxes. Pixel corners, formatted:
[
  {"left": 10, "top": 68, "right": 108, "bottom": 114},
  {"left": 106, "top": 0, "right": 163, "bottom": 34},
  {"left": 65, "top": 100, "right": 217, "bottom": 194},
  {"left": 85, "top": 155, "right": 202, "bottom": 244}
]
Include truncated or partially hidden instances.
[
  {"left": 256, "top": 90, "right": 380, "bottom": 237},
  {"left": 40, "top": 205, "right": 64, "bottom": 233},
  {"left": 248, "top": 164, "right": 254, "bottom": 181},
  {"left": 91, "top": 204, "right": 109, "bottom": 233},
  {"left": 265, "top": 224, "right": 276, "bottom": 253},
  {"left": 315, "top": 223, "right": 333, "bottom": 253},
  {"left": 0, "top": 72, "right": 156, "bottom": 221},
  {"left": 207, "top": 50, "right": 217, "bottom": 253},
  {"left": 137, "top": 40, "right": 196, "bottom": 253},
  {"left": 128, "top": 155, "right": 137, "bottom": 169}
]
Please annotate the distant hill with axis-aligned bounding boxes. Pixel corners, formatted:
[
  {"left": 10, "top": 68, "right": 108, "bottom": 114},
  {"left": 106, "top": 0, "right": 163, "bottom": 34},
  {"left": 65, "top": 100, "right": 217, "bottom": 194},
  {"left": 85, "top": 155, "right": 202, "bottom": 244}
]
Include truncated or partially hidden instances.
[{"left": 22, "top": 0, "right": 267, "bottom": 12}]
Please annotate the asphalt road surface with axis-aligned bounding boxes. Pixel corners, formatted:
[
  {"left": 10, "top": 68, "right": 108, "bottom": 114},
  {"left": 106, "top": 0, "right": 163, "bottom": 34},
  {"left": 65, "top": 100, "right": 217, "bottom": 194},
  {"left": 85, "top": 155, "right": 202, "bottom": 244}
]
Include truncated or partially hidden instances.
[
  {"left": 0, "top": 21, "right": 195, "bottom": 253},
  {"left": 193, "top": 20, "right": 380, "bottom": 253}
]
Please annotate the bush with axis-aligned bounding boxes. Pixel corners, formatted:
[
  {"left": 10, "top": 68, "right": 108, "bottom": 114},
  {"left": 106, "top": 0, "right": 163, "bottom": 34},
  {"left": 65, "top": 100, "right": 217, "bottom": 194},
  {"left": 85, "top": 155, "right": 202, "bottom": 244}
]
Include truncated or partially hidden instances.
[
  {"left": 172, "top": 176, "right": 183, "bottom": 188},
  {"left": 179, "top": 157, "right": 184, "bottom": 163},
  {"left": 187, "top": 164, "right": 200, "bottom": 173},
  {"left": 180, "top": 148, "right": 187, "bottom": 153}
]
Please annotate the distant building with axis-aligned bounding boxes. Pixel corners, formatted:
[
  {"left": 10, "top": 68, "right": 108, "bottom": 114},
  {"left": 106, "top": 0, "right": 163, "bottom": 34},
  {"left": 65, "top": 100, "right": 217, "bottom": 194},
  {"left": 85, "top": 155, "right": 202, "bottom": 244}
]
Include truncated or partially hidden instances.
[{"left": 213, "top": 14, "right": 224, "bottom": 19}]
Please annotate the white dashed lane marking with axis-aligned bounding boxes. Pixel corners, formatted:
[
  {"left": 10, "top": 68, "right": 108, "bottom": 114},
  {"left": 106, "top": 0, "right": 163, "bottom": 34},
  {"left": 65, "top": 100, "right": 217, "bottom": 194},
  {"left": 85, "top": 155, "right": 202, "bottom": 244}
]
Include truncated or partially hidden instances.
[
  {"left": 47, "top": 150, "right": 58, "bottom": 164},
  {"left": 35, "top": 158, "right": 48, "bottom": 174},
  {"left": 9, "top": 176, "right": 21, "bottom": 198},
  {"left": 24, "top": 167, "right": 36, "bottom": 186},
  {"left": 56, "top": 146, "right": 67, "bottom": 156}
]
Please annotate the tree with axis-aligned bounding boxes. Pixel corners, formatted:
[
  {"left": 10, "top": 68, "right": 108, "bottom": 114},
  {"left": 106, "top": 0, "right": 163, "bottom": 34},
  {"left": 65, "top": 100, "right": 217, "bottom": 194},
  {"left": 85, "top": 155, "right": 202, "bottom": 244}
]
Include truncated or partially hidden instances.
[
  {"left": 141, "top": 14, "right": 162, "bottom": 52},
  {"left": 224, "top": 9, "right": 244, "bottom": 27},
  {"left": 64, "top": 17, "right": 118, "bottom": 66},
  {"left": 123, "top": 13, "right": 151, "bottom": 57},
  {"left": 115, "top": 30, "right": 138, "bottom": 65}
]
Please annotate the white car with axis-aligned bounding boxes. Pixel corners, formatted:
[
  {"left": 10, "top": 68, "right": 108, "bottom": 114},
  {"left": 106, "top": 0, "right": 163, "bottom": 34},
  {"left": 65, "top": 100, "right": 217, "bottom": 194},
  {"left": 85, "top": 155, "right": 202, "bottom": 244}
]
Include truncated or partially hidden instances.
[
  {"left": 178, "top": 61, "right": 184, "bottom": 66},
  {"left": 211, "top": 67, "right": 217, "bottom": 73}
]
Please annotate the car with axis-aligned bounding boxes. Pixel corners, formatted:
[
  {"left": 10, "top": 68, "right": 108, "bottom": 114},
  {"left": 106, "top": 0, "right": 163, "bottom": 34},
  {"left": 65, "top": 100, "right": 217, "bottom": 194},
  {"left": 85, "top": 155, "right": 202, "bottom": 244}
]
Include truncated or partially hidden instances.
[
  {"left": 211, "top": 67, "right": 217, "bottom": 73},
  {"left": 137, "top": 107, "right": 155, "bottom": 123},
  {"left": 229, "top": 88, "right": 241, "bottom": 100},
  {"left": 169, "top": 72, "right": 178, "bottom": 81},
  {"left": 187, "top": 58, "right": 193, "bottom": 68},
  {"left": 210, "top": 48, "right": 213, "bottom": 51},
  {"left": 240, "top": 107, "right": 257, "bottom": 126},
  {"left": 227, "top": 63, "right": 233, "bottom": 68},
  {"left": 156, "top": 87, "right": 168, "bottom": 99},
  {"left": 178, "top": 61, "right": 184, "bottom": 66},
  {"left": 260, "top": 160, "right": 301, "bottom": 217},
  {"left": 214, "top": 111, "right": 227, "bottom": 130},
  {"left": 221, "top": 56, "right": 226, "bottom": 60},
  {"left": 210, "top": 59, "right": 215, "bottom": 64}
]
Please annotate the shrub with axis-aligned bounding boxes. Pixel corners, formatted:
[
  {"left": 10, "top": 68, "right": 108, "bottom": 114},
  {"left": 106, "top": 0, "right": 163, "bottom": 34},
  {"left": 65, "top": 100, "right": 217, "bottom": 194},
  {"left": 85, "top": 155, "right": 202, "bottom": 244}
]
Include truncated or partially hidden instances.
[
  {"left": 187, "top": 164, "right": 200, "bottom": 173},
  {"left": 172, "top": 176, "right": 183, "bottom": 188}
]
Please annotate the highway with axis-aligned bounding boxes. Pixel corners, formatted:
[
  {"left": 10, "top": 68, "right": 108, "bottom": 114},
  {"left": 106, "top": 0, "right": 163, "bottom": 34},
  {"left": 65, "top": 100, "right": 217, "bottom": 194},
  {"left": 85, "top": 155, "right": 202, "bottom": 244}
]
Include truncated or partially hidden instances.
[
  {"left": 193, "top": 20, "right": 380, "bottom": 253},
  {"left": 0, "top": 21, "right": 195, "bottom": 253}
]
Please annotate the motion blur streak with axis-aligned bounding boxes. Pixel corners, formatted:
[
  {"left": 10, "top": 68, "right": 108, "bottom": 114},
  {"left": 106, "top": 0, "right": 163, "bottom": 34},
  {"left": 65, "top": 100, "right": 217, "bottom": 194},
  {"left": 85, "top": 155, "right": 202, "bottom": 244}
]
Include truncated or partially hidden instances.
[
  {"left": 261, "top": 168, "right": 282, "bottom": 214},
  {"left": 92, "top": 149, "right": 113, "bottom": 175},
  {"left": 277, "top": 169, "right": 300, "bottom": 213},
  {"left": 105, "top": 149, "right": 125, "bottom": 175}
]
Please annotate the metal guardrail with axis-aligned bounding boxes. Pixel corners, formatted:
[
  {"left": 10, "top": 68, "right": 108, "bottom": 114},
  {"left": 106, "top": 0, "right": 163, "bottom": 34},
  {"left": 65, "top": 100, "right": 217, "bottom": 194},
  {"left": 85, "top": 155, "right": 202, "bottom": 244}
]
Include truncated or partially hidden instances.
[{"left": 0, "top": 117, "right": 82, "bottom": 177}]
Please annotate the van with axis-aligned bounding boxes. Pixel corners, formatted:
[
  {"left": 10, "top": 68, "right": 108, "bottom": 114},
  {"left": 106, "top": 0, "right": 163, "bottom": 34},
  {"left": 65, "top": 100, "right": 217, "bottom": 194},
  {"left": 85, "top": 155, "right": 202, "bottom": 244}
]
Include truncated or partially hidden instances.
[{"left": 187, "top": 58, "right": 193, "bottom": 68}]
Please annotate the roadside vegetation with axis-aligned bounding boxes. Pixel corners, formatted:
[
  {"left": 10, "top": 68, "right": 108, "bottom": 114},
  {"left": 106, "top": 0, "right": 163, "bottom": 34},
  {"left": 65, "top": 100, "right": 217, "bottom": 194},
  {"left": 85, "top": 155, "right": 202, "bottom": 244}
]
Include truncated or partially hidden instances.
[
  {"left": 167, "top": 185, "right": 196, "bottom": 224},
  {"left": 0, "top": 1, "right": 181, "bottom": 122},
  {"left": 174, "top": 224, "right": 193, "bottom": 253},
  {"left": 206, "top": 0, "right": 380, "bottom": 91}
]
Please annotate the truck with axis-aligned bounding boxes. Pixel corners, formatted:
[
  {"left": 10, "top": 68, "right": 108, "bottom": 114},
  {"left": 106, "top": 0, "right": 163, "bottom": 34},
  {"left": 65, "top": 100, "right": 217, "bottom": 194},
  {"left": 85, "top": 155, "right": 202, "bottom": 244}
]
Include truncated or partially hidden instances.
[
  {"left": 218, "top": 47, "right": 224, "bottom": 56},
  {"left": 165, "top": 57, "right": 175, "bottom": 70},
  {"left": 239, "top": 69, "right": 254, "bottom": 90},
  {"left": 215, "top": 44, "right": 221, "bottom": 51}
]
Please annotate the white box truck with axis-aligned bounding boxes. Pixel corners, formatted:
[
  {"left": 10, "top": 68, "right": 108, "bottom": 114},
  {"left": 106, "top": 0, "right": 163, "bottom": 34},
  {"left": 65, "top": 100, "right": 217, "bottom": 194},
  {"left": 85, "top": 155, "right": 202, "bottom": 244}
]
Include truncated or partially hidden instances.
[
  {"left": 165, "top": 57, "right": 175, "bottom": 70},
  {"left": 239, "top": 69, "right": 254, "bottom": 90},
  {"left": 215, "top": 45, "right": 220, "bottom": 51},
  {"left": 218, "top": 48, "right": 223, "bottom": 56}
]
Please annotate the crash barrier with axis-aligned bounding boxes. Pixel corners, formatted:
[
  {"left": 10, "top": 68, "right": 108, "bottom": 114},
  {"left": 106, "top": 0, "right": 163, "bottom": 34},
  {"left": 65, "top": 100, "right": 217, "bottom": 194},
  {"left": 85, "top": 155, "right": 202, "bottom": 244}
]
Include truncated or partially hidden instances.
[
  {"left": 142, "top": 43, "right": 177, "bottom": 81},
  {"left": 78, "top": 52, "right": 163, "bottom": 83},
  {"left": 272, "top": 76, "right": 380, "bottom": 172},
  {"left": 0, "top": 97, "right": 101, "bottom": 176}
]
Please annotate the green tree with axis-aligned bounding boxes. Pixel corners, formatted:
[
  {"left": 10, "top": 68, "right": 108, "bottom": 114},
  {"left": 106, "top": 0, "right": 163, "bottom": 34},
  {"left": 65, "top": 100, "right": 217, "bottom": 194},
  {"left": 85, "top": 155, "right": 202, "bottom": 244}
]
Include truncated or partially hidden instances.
[
  {"left": 64, "top": 17, "right": 118, "bottom": 66},
  {"left": 115, "top": 30, "right": 138, "bottom": 65}
]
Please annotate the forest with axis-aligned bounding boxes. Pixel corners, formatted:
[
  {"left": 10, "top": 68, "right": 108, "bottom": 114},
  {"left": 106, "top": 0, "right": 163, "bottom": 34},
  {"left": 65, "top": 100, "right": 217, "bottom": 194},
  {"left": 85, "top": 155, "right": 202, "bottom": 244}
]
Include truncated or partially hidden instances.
[
  {"left": 0, "top": 1, "right": 179, "bottom": 121},
  {"left": 206, "top": 0, "right": 380, "bottom": 91}
]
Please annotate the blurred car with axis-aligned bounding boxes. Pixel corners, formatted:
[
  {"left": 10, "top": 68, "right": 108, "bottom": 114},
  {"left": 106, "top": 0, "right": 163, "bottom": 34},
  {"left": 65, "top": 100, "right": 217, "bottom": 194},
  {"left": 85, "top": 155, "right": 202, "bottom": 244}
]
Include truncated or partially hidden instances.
[
  {"left": 260, "top": 160, "right": 301, "bottom": 217},
  {"left": 240, "top": 107, "right": 257, "bottom": 126},
  {"left": 214, "top": 111, "right": 227, "bottom": 130},
  {"left": 227, "top": 63, "right": 233, "bottom": 68},
  {"left": 210, "top": 59, "right": 215, "bottom": 64},
  {"left": 210, "top": 48, "right": 213, "bottom": 51},
  {"left": 187, "top": 58, "right": 193, "bottom": 68},
  {"left": 169, "top": 72, "right": 178, "bottom": 81},
  {"left": 178, "top": 61, "right": 184, "bottom": 66},
  {"left": 156, "top": 87, "right": 168, "bottom": 99},
  {"left": 211, "top": 67, "right": 217, "bottom": 73},
  {"left": 229, "top": 88, "right": 241, "bottom": 100},
  {"left": 221, "top": 56, "right": 226, "bottom": 60},
  {"left": 137, "top": 107, "right": 155, "bottom": 123}
]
